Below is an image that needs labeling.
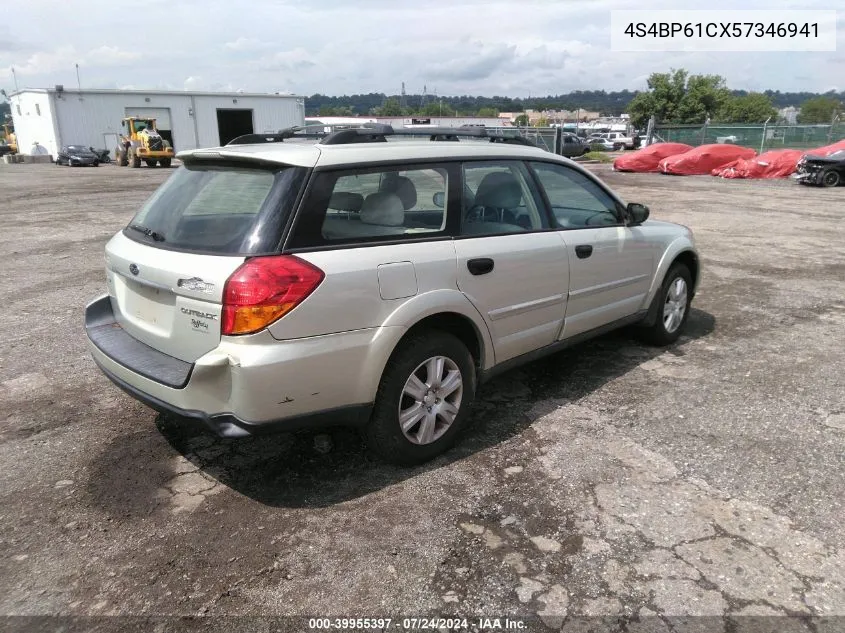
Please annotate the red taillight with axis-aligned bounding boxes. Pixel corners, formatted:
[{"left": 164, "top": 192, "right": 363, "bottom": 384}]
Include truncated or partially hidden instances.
[{"left": 221, "top": 255, "right": 324, "bottom": 336}]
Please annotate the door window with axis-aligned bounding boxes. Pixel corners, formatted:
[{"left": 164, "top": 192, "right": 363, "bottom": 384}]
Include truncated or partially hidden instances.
[
  {"left": 289, "top": 165, "right": 449, "bottom": 247},
  {"left": 529, "top": 162, "right": 621, "bottom": 229},
  {"left": 461, "top": 161, "right": 547, "bottom": 236}
]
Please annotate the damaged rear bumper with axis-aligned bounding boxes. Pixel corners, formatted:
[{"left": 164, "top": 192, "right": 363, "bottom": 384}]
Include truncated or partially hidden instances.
[{"left": 84, "top": 295, "right": 374, "bottom": 437}]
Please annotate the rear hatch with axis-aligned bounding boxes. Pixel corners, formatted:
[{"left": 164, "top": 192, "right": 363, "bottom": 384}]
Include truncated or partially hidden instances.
[{"left": 105, "top": 160, "right": 308, "bottom": 363}]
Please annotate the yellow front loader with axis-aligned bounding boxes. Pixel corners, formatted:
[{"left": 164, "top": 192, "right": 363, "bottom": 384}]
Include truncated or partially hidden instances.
[
  {"left": 1, "top": 123, "right": 17, "bottom": 154},
  {"left": 116, "top": 117, "right": 174, "bottom": 168}
]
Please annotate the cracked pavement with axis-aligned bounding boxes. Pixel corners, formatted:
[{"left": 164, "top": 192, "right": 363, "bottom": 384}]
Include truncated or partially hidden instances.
[{"left": 0, "top": 163, "right": 844, "bottom": 632}]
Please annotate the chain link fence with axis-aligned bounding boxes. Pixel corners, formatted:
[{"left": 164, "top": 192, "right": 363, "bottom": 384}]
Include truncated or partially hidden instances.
[
  {"left": 653, "top": 122, "right": 845, "bottom": 152},
  {"left": 483, "top": 127, "right": 561, "bottom": 153}
]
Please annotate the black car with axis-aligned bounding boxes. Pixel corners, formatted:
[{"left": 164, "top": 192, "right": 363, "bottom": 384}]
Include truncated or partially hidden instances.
[
  {"left": 56, "top": 145, "right": 99, "bottom": 167},
  {"left": 795, "top": 150, "right": 845, "bottom": 187}
]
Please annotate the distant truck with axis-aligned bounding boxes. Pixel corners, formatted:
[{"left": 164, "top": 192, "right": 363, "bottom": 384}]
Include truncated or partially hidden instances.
[{"left": 585, "top": 131, "right": 637, "bottom": 151}]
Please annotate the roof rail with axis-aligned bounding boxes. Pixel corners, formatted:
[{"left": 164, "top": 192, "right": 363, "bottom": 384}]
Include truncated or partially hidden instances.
[{"left": 320, "top": 123, "right": 504, "bottom": 145}]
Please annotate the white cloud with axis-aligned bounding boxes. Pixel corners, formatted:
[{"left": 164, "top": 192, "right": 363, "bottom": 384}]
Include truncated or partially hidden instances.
[
  {"left": 224, "top": 37, "right": 270, "bottom": 52},
  {"left": 0, "top": 0, "right": 842, "bottom": 96}
]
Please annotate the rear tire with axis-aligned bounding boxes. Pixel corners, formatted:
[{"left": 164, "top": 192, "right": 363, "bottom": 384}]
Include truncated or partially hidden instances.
[
  {"left": 130, "top": 151, "right": 141, "bottom": 168},
  {"left": 639, "top": 264, "right": 692, "bottom": 346},
  {"left": 366, "top": 331, "right": 476, "bottom": 465},
  {"left": 160, "top": 158, "right": 171, "bottom": 168},
  {"left": 822, "top": 170, "right": 841, "bottom": 187}
]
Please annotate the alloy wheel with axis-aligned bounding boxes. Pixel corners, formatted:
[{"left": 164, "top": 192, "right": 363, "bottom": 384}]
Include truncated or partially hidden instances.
[
  {"left": 398, "top": 356, "right": 463, "bottom": 445},
  {"left": 663, "top": 277, "right": 688, "bottom": 334}
]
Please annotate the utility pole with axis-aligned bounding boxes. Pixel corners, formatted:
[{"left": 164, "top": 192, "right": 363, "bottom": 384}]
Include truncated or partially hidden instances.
[
  {"left": 11, "top": 67, "right": 19, "bottom": 92},
  {"left": 76, "top": 64, "right": 82, "bottom": 92}
]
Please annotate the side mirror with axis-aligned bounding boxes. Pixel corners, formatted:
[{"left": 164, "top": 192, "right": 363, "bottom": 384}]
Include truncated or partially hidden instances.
[
  {"left": 432, "top": 191, "right": 445, "bottom": 208},
  {"left": 626, "top": 202, "right": 649, "bottom": 225}
]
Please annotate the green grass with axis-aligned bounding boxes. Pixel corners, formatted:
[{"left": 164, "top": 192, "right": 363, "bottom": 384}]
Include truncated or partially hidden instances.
[{"left": 579, "top": 151, "right": 614, "bottom": 163}]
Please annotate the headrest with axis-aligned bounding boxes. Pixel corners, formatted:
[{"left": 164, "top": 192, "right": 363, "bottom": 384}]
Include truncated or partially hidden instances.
[
  {"left": 474, "top": 171, "right": 522, "bottom": 209},
  {"left": 328, "top": 191, "right": 364, "bottom": 212},
  {"left": 360, "top": 192, "right": 405, "bottom": 226},
  {"left": 379, "top": 174, "right": 418, "bottom": 210}
]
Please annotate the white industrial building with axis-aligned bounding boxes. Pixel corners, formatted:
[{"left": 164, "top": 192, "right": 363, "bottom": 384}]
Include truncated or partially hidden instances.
[{"left": 8, "top": 87, "right": 305, "bottom": 157}]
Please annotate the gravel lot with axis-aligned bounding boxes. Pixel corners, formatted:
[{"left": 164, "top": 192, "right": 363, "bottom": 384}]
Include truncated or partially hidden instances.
[{"left": 1, "top": 161, "right": 844, "bottom": 632}]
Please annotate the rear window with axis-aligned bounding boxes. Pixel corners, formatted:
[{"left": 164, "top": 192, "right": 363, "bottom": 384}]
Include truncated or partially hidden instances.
[{"left": 125, "top": 162, "right": 307, "bottom": 255}]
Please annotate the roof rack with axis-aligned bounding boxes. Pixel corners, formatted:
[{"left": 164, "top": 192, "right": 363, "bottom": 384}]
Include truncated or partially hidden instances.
[
  {"left": 319, "top": 124, "right": 538, "bottom": 147},
  {"left": 226, "top": 125, "right": 330, "bottom": 145},
  {"left": 226, "top": 123, "right": 539, "bottom": 149},
  {"left": 227, "top": 122, "right": 382, "bottom": 146}
]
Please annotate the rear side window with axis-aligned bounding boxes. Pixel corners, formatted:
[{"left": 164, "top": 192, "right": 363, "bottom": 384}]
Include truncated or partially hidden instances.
[
  {"left": 288, "top": 165, "right": 449, "bottom": 248},
  {"left": 125, "top": 163, "right": 307, "bottom": 255}
]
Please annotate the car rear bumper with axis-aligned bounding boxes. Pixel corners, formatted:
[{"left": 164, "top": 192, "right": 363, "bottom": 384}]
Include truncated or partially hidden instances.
[{"left": 85, "top": 295, "right": 383, "bottom": 437}]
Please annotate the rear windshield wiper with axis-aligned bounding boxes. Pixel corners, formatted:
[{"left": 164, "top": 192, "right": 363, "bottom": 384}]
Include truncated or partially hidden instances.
[{"left": 127, "top": 223, "right": 166, "bottom": 242}]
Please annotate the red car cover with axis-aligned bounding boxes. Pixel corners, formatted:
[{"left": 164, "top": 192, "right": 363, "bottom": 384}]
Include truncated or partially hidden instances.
[
  {"left": 805, "top": 138, "right": 845, "bottom": 157},
  {"left": 712, "top": 149, "right": 805, "bottom": 179},
  {"left": 658, "top": 144, "right": 757, "bottom": 175},
  {"left": 613, "top": 143, "right": 693, "bottom": 173}
]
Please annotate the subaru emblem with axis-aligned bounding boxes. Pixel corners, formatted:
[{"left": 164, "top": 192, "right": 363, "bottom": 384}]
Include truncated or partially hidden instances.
[{"left": 129, "top": 263, "right": 139, "bottom": 276}]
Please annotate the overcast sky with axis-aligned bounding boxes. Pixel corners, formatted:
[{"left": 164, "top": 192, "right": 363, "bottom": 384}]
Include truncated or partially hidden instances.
[{"left": 1, "top": 0, "right": 842, "bottom": 97}]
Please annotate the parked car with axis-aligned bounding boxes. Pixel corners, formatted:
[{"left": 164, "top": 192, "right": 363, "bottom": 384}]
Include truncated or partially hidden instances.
[
  {"left": 559, "top": 133, "right": 589, "bottom": 157},
  {"left": 56, "top": 145, "right": 99, "bottom": 166},
  {"left": 795, "top": 150, "right": 845, "bottom": 187},
  {"left": 84, "top": 126, "right": 700, "bottom": 465},
  {"left": 587, "top": 135, "right": 619, "bottom": 151}
]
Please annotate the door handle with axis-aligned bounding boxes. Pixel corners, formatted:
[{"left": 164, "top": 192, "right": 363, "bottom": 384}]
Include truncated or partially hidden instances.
[
  {"left": 575, "top": 245, "right": 593, "bottom": 259},
  {"left": 467, "top": 258, "right": 495, "bottom": 276}
]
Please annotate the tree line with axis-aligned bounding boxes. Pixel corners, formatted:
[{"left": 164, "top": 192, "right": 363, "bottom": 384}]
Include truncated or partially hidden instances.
[
  {"left": 306, "top": 73, "right": 843, "bottom": 126},
  {"left": 626, "top": 69, "right": 842, "bottom": 127}
]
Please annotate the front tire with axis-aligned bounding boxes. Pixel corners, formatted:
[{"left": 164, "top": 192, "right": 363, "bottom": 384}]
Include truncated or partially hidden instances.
[
  {"left": 366, "top": 331, "right": 476, "bottom": 465},
  {"left": 822, "top": 170, "right": 841, "bottom": 187},
  {"left": 160, "top": 158, "right": 171, "bottom": 168},
  {"left": 639, "top": 264, "right": 692, "bottom": 346}
]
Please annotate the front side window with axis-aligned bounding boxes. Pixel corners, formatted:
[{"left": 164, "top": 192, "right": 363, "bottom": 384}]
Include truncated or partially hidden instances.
[
  {"left": 460, "top": 161, "right": 546, "bottom": 236},
  {"left": 529, "top": 161, "right": 621, "bottom": 229},
  {"left": 290, "top": 165, "right": 449, "bottom": 247}
]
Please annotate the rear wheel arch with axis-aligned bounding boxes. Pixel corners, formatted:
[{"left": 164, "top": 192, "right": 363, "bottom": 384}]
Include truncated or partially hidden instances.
[{"left": 397, "top": 312, "right": 486, "bottom": 376}]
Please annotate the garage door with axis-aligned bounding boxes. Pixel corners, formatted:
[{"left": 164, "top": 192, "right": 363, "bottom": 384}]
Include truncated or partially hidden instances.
[
  {"left": 124, "top": 107, "right": 171, "bottom": 129},
  {"left": 124, "top": 107, "right": 174, "bottom": 149}
]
